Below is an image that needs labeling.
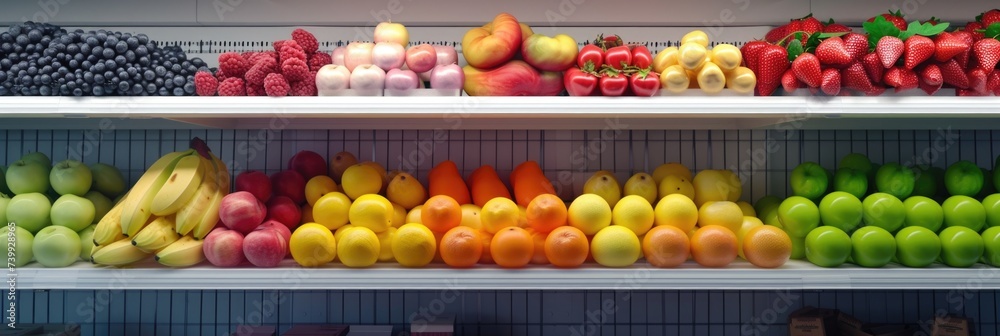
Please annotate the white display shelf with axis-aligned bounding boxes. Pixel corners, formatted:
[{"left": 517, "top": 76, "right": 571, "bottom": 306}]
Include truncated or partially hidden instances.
[
  {"left": 13, "top": 260, "right": 1000, "bottom": 290},
  {"left": 1, "top": 96, "right": 999, "bottom": 130}
]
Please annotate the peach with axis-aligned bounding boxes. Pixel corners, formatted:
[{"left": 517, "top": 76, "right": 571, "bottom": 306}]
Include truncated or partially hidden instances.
[
  {"left": 463, "top": 60, "right": 541, "bottom": 96},
  {"left": 203, "top": 227, "right": 246, "bottom": 267},
  {"left": 537, "top": 71, "right": 565, "bottom": 96},
  {"left": 219, "top": 191, "right": 267, "bottom": 234},
  {"left": 235, "top": 170, "right": 272, "bottom": 202},
  {"left": 521, "top": 34, "right": 578, "bottom": 71},
  {"left": 257, "top": 220, "right": 292, "bottom": 244},
  {"left": 462, "top": 13, "right": 522, "bottom": 69},
  {"left": 288, "top": 150, "right": 328, "bottom": 180},
  {"left": 243, "top": 228, "right": 288, "bottom": 268},
  {"left": 271, "top": 170, "right": 307, "bottom": 205},
  {"left": 265, "top": 196, "right": 302, "bottom": 231}
]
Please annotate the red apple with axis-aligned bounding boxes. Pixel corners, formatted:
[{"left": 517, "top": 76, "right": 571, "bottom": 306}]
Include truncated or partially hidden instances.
[
  {"left": 463, "top": 60, "right": 541, "bottom": 96},
  {"left": 405, "top": 44, "right": 438, "bottom": 74},
  {"left": 270, "top": 170, "right": 307, "bottom": 205},
  {"left": 344, "top": 42, "right": 374, "bottom": 72},
  {"left": 429, "top": 64, "right": 464, "bottom": 90},
  {"left": 203, "top": 227, "right": 246, "bottom": 267},
  {"left": 374, "top": 22, "right": 409, "bottom": 47},
  {"left": 316, "top": 64, "right": 351, "bottom": 94},
  {"left": 331, "top": 46, "right": 347, "bottom": 66},
  {"left": 242, "top": 228, "right": 287, "bottom": 268},
  {"left": 257, "top": 219, "right": 292, "bottom": 243},
  {"left": 372, "top": 42, "right": 406, "bottom": 71},
  {"left": 350, "top": 64, "right": 386, "bottom": 90},
  {"left": 434, "top": 45, "right": 458, "bottom": 65},
  {"left": 288, "top": 150, "right": 327, "bottom": 180},
  {"left": 462, "top": 13, "right": 523, "bottom": 69},
  {"left": 219, "top": 191, "right": 267, "bottom": 234},
  {"left": 385, "top": 69, "right": 420, "bottom": 90},
  {"left": 235, "top": 170, "right": 272, "bottom": 202},
  {"left": 522, "top": 33, "right": 579, "bottom": 71},
  {"left": 265, "top": 196, "right": 302, "bottom": 231}
]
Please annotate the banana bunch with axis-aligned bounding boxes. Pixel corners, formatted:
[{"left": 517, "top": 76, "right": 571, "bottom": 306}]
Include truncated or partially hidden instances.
[{"left": 91, "top": 138, "right": 228, "bottom": 268}]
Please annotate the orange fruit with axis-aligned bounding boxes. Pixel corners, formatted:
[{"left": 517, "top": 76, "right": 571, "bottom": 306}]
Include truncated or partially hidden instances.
[
  {"left": 543, "top": 226, "right": 589, "bottom": 268},
  {"left": 421, "top": 195, "right": 462, "bottom": 233},
  {"left": 526, "top": 194, "right": 568, "bottom": 234},
  {"left": 642, "top": 225, "right": 690, "bottom": 268},
  {"left": 469, "top": 165, "right": 512, "bottom": 207},
  {"left": 528, "top": 229, "right": 548, "bottom": 264},
  {"left": 689, "top": 225, "right": 738, "bottom": 267},
  {"left": 429, "top": 173, "right": 472, "bottom": 205},
  {"left": 429, "top": 160, "right": 460, "bottom": 180},
  {"left": 511, "top": 161, "right": 556, "bottom": 207},
  {"left": 440, "top": 226, "right": 483, "bottom": 268},
  {"left": 479, "top": 230, "right": 494, "bottom": 264},
  {"left": 742, "top": 225, "right": 792, "bottom": 268},
  {"left": 490, "top": 227, "right": 534, "bottom": 268},
  {"left": 510, "top": 161, "right": 542, "bottom": 185}
]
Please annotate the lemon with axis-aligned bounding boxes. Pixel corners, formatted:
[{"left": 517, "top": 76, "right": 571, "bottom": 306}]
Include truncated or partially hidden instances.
[
  {"left": 481, "top": 198, "right": 520, "bottom": 234},
  {"left": 612, "top": 195, "right": 655, "bottom": 235},
  {"left": 692, "top": 169, "right": 741, "bottom": 207},
  {"left": 341, "top": 164, "right": 383, "bottom": 200},
  {"left": 290, "top": 223, "right": 337, "bottom": 267},
  {"left": 710, "top": 43, "right": 742, "bottom": 72},
  {"left": 460, "top": 204, "right": 483, "bottom": 230},
  {"left": 725, "top": 67, "right": 757, "bottom": 94},
  {"left": 334, "top": 224, "right": 355, "bottom": 242},
  {"left": 623, "top": 173, "right": 658, "bottom": 204},
  {"left": 349, "top": 194, "right": 393, "bottom": 233},
  {"left": 658, "top": 174, "right": 695, "bottom": 200},
  {"left": 678, "top": 43, "right": 708, "bottom": 70},
  {"left": 312, "top": 192, "right": 352, "bottom": 230},
  {"left": 391, "top": 203, "right": 407, "bottom": 228},
  {"left": 406, "top": 205, "right": 423, "bottom": 224},
  {"left": 386, "top": 172, "right": 427, "bottom": 210},
  {"left": 590, "top": 226, "right": 641, "bottom": 267},
  {"left": 698, "top": 201, "right": 744, "bottom": 233},
  {"left": 359, "top": 161, "right": 389, "bottom": 194},
  {"left": 304, "top": 175, "right": 338, "bottom": 206},
  {"left": 681, "top": 30, "right": 710, "bottom": 47},
  {"left": 654, "top": 194, "right": 699, "bottom": 232},
  {"left": 376, "top": 227, "right": 397, "bottom": 262},
  {"left": 736, "top": 201, "right": 756, "bottom": 217},
  {"left": 652, "top": 46, "right": 679, "bottom": 73},
  {"left": 567, "top": 194, "right": 612, "bottom": 235},
  {"left": 392, "top": 223, "right": 437, "bottom": 267},
  {"left": 337, "top": 226, "right": 380, "bottom": 267},
  {"left": 736, "top": 216, "right": 764, "bottom": 259},
  {"left": 583, "top": 171, "right": 621, "bottom": 208}
]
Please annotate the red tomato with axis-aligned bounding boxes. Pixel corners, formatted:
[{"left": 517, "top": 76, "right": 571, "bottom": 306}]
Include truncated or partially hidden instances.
[
  {"left": 631, "top": 45, "right": 653, "bottom": 69},
  {"left": 599, "top": 73, "right": 629, "bottom": 96},
  {"left": 577, "top": 44, "right": 604, "bottom": 70},
  {"left": 604, "top": 46, "right": 632, "bottom": 70},
  {"left": 629, "top": 72, "right": 660, "bottom": 97},
  {"left": 564, "top": 68, "right": 598, "bottom": 96}
]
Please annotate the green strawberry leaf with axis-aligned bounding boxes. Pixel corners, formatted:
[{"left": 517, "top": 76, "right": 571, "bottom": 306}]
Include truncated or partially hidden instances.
[
  {"left": 901, "top": 21, "right": 950, "bottom": 39},
  {"left": 986, "top": 23, "right": 1000, "bottom": 39},
  {"left": 786, "top": 39, "right": 804, "bottom": 61},
  {"left": 864, "top": 16, "right": 901, "bottom": 49},
  {"left": 817, "top": 32, "right": 849, "bottom": 38},
  {"left": 805, "top": 32, "right": 824, "bottom": 52}
]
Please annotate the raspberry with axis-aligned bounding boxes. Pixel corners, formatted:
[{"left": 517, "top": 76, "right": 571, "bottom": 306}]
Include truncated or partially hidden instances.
[
  {"left": 249, "top": 51, "right": 277, "bottom": 65},
  {"left": 218, "top": 78, "right": 246, "bottom": 96},
  {"left": 193, "top": 71, "right": 218, "bottom": 96},
  {"left": 246, "top": 83, "right": 264, "bottom": 96},
  {"left": 289, "top": 71, "right": 317, "bottom": 96},
  {"left": 245, "top": 58, "right": 277, "bottom": 85},
  {"left": 308, "top": 53, "right": 332, "bottom": 71},
  {"left": 279, "top": 40, "right": 307, "bottom": 64},
  {"left": 241, "top": 51, "right": 256, "bottom": 60},
  {"left": 281, "top": 58, "right": 310, "bottom": 82},
  {"left": 214, "top": 67, "right": 230, "bottom": 82},
  {"left": 218, "top": 52, "right": 249, "bottom": 78},
  {"left": 273, "top": 40, "right": 287, "bottom": 52},
  {"left": 263, "top": 73, "right": 290, "bottom": 96},
  {"left": 291, "top": 28, "right": 319, "bottom": 54}
]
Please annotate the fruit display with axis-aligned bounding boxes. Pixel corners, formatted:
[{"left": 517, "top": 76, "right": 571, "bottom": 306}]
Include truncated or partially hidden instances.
[
  {"left": 461, "top": 13, "right": 566, "bottom": 96},
  {"left": 0, "top": 22, "right": 209, "bottom": 96}
]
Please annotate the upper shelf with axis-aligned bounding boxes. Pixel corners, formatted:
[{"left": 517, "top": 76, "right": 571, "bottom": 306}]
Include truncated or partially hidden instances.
[{"left": 1, "top": 96, "right": 999, "bottom": 130}]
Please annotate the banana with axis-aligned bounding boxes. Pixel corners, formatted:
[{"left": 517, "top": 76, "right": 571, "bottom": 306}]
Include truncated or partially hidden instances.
[
  {"left": 155, "top": 235, "right": 205, "bottom": 267},
  {"left": 150, "top": 155, "right": 206, "bottom": 216},
  {"left": 88, "top": 244, "right": 104, "bottom": 262},
  {"left": 192, "top": 155, "right": 230, "bottom": 239},
  {"left": 92, "top": 237, "right": 151, "bottom": 266},
  {"left": 174, "top": 157, "right": 219, "bottom": 235},
  {"left": 131, "top": 215, "right": 180, "bottom": 253},
  {"left": 120, "top": 149, "right": 195, "bottom": 237},
  {"left": 93, "top": 194, "right": 128, "bottom": 246}
]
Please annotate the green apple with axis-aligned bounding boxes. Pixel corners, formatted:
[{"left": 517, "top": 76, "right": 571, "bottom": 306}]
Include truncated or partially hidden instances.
[
  {"left": 778, "top": 196, "right": 820, "bottom": 238},
  {"left": 944, "top": 160, "right": 984, "bottom": 197},
  {"left": 938, "top": 226, "right": 984, "bottom": 267},
  {"left": 5, "top": 159, "right": 51, "bottom": 195},
  {"left": 49, "top": 160, "right": 93, "bottom": 196},
  {"left": 51, "top": 194, "right": 95, "bottom": 232},
  {"left": 982, "top": 226, "right": 1000, "bottom": 266},
  {"left": 83, "top": 191, "right": 113, "bottom": 224},
  {"left": 983, "top": 193, "right": 1000, "bottom": 228},
  {"left": 911, "top": 165, "right": 939, "bottom": 198},
  {"left": 895, "top": 226, "right": 942, "bottom": 267},
  {"left": 0, "top": 165, "right": 10, "bottom": 196},
  {"left": 862, "top": 193, "right": 906, "bottom": 233},
  {"left": 875, "top": 163, "right": 916, "bottom": 200},
  {"left": 764, "top": 211, "right": 782, "bottom": 229},
  {"left": 754, "top": 195, "right": 783, "bottom": 221},
  {"left": 0, "top": 194, "right": 9, "bottom": 224},
  {"left": 32, "top": 225, "right": 81, "bottom": 267},
  {"left": 20, "top": 152, "right": 51, "bottom": 166},
  {"left": 942, "top": 195, "right": 986, "bottom": 232},
  {"left": 90, "top": 163, "right": 127, "bottom": 198},
  {"left": 77, "top": 224, "right": 96, "bottom": 261},
  {"left": 7, "top": 192, "right": 52, "bottom": 234},
  {"left": 902, "top": 196, "right": 944, "bottom": 232},
  {"left": 12, "top": 226, "right": 34, "bottom": 267},
  {"left": 833, "top": 168, "right": 868, "bottom": 199},
  {"left": 790, "top": 162, "right": 829, "bottom": 201},
  {"left": 850, "top": 226, "right": 896, "bottom": 267},
  {"left": 840, "top": 153, "right": 873, "bottom": 176},
  {"left": 805, "top": 226, "right": 852, "bottom": 267},
  {"left": 979, "top": 169, "right": 997, "bottom": 199},
  {"left": 818, "top": 191, "right": 863, "bottom": 233}
]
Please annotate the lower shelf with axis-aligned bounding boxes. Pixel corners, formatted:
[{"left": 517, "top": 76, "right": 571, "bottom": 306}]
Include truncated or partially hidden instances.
[{"left": 12, "top": 260, "right": 1000, "bottom": 290}]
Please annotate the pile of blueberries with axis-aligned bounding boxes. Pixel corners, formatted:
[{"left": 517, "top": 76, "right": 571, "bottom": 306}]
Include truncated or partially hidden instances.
[{"left": 0, "top": 21, "right": 209, "bottom": 96}]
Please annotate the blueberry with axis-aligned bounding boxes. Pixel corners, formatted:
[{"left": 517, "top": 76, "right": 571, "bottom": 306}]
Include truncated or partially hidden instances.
[
  {"left": 146, "top": 83, "right": 156, "bottom": 93},
  {"left": 154, "top": 66, "right": 166, "bottom": 76},
  {"left": 93, "top": 74, "right": 104, "bottom": 83},
  {"left": 163, "top": 80, "right": 173, "bottom": 90},
  {"left": 126, "top": 37, "right": 138, "bottom": 49},
  {"left": 68, "top": 59, "right": 78, "bottom": 68},
  {"left": 183, "top": 83, "right": 194, "bottom": 94},
  {"left": 8, "top": 26, "right": 22, "bottom": 35},
  {"left": 94, "top": 62, "right": 106, "bottom": 73},
  {"left": 131, "top": 84, "right": 143, "bottom": 95},
  {"left": 118, "top": 71, "right": 128, "bottom": 80},
  {"left": 104, "top": 35, "right": 118, "bottom": 47},
  {"left": 58, "top": 85, "right": 69, "bottom": 95},
  {"left": 138, "top": 57, "right": 150, "bottom": 66},
  {"left": 1, "top": 42, "right": 12, "bottom": 54},
  {"left": 115, "top": 41, "right": 127, "bottom": 54},
  {"left": 40, "top": 74, "right": 51, "bottom": 84},
  {"left": 137, "top": 34, "right": 148, "bottom": 45},
  {"left": 72, "top": 88, "right": 83, "bottom": 96},
  {"left": 83, "top": 72, "right": 94, "bottom": 83},
  {"left": 15, "top": 35, "right": 28, "bottom": 45},
  {"left": 96, "top": 32, "right": 107, "bottom": 42},
  {"left": 102, "top": 48, "right": 115, "bottom": 59},
  {"left": 117, "top": 81, "right": 129, "bottom": 91},
  {"left": 158, "top": 87, "right": 168, "bottom": 96},
  {"left": 92, "top": 85, "right": 104, "bottom": 96},
  {"left": 91, "top": 45, "right": 103, "bottom": 56},
  {"left": 126, "top": 67, "right": 137, "bottom": 77},
  {"left": 0, "top": 86, "right": 9, "bottom": 96},
  {"left": 26, "top": 67, "right": 37, "bottom": 75},
  {"left": 124, "top": 51, "right": 135, "bottom": 62},
  {"left": 135, "top": 45, "right": 147, "bottom": 56},
  {"left": 114, "top": 55, "right": 126, "bottom": 66},
  {"left": 86, "top": 36, "right": 98, "bottom": 46},
  {"left": 0, "top": 72, "right": 5, "bottom": 82},
  {"left": 154, "top": 78, "right": 164, "bottom": 87},
  {"left": 172, "top": 75, "right": 185, "bottom": 86},
  {"left": 170, "top": 63, "right": 181, "bottom": 73},
  {"left": 103, "top": 71, "right": 114, "bottom": 79},
  {"left": 143, "top": 69, "right": 155, "bottom": 80},
  {"left": 27, "top": 29, "right": 42, "bottom": 43}
]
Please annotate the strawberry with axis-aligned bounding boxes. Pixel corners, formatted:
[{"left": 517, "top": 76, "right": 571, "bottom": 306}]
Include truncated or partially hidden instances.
[
  {"left": 801, "top": 15, "right": 825, "bottom": 36},
  {"left": 815, "top": 37, "right": 853, "bottom": 66},
  {"left": 919, "top": 80, "right": 943, "bottom": 95},
  {"left": 923, "top": 17, "right": 940, "bottom": 25},
  {"left": 940, "top": 59, "right": 970, "bottom": 89},
  {"left": 842, "top": 62, "right": 879, "bottom": 94},
  {"left": 824, "top": 21, "right": 853, "bottom": 34},
  {"left": 952, "top": 31, "right": 976, "bottom": 67},
  {"left": 884, "top": 66, "right": 919, "bottom": 92},
  {"left": 903, "top": 36, "right": 935, "bottom": 69},
  {"left": 974, "top": 38, "right": 1000, "bottom": 71},
  {"left": 764, "top": 26, "right": 789, "bottom": 44},
  {"left": 988, "top": 70, "right": 1000, "bottom": 95},
  {"left": 844, "top": 33, "right": 869, "bottom": 61},
  {"left": 820, "top": 68, "right": 841, "bottom": 95},
  {"left": 782, "top": 69, "right": 801, "bottom": 93},
  {"left": 968, "top": 68, "right": 989, "bottom": 93},
  {"left": 862, "top": 53, "right": 885, "bottom": 84},
  {"left": 957, "top": 89, "right": 989, "bottom": 96},
  {"left": 965, "top": 22, "right": 986, "bottom": 41},
  {"left": 755, "top": 45, "right": 790, "bottom": 96},
  {"left": 741, "top": 40, "right": 770, "bottom": 70},
  {"left": 867, "top": 10, "right": 907, "bottom": 30},
  {"left": 877, "top": 36, "right": 904, "bottom": 68},
  {"left": 865, "top": 85, "right": 887, "bottom": 96},
  {"left": 981, "top": 9, "right": 1000, "bottom": 27},
  {"left": 792, "top": 52, "right": 823, "bottom": 87},
  {"left": 933, "top": 32, "right": 970, "bottom": 62},
  {"left": 919, "top": 64, "right": 943, "bottom": 86}
]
